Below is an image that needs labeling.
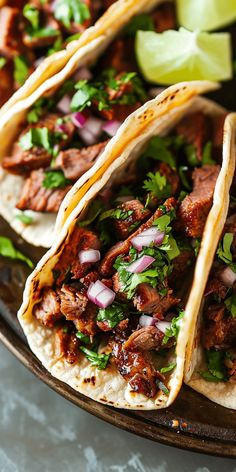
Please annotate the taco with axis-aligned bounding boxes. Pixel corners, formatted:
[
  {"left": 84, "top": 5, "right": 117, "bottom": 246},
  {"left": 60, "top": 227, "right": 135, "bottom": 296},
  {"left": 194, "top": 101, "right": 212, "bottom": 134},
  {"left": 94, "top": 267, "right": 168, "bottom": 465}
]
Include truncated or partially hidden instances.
[
  {"left": 0, "top": 0, "right": 170, "bottom": 115},
  {"left": 184, "top": 113, "right": 236, "bottom": 410},
  {"left": 17, "top": 82, "right": 233, "bottom": 409},
  {"left": 0, "top": 0, "right": 177, "bottom": 247}
]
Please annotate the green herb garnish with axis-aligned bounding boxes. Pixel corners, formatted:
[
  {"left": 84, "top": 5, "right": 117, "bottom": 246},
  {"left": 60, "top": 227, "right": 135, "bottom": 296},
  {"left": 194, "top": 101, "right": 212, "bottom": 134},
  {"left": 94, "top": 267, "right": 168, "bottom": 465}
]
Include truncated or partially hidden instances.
[
  {"left": 97, "top": 303, "right": 127, "bottom": 329},
  {"left": 15, "top": 213, "right": 34, "bottom": 225},
  {"left": 160, "top": 362, "right": 176, "bottom": 374},
  {"left": 14, "top": 56, "right": 29, "bottom": 86},
  {"left": 42, "top": 170, "right": 71, "bottom": 189},
  {"left": 162, "top": 310, "right": 184, "bottom": 345},
  {"left": 54, "top": 0, "right": 91, "bottom": 28},
  {"left": 0, "top": 236, "right": 34, "bottom": 269},
  {"left": 76, "top": 331, "right": 90, "bottom": 344},
  {"left": 225, "top": 293, "right": 236, "bottom": 318},
  {"left": 143, "top": 172, "right": 171, "bottom": 199},
  {"left": 199, "top": 350, "right": 228, "bottom": 382},
  {"left": 217, "top": 233, "right": 236, "bottom": 272},
  {"left": 0, "top": 57, "right": 6, "bottom": 69},
  {"left": 80, "top": 347, "right": 110, "bottom": 370}
]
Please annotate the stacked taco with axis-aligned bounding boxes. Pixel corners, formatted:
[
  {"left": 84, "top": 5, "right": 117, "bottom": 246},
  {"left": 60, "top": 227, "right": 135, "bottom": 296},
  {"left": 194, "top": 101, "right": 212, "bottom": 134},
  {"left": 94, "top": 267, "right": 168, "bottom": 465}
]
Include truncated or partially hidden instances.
[
  {"left": 17, "top": 81, "right": 234, "bottom": 409},
  {"left": 0, "top": 0, "right": 176, "bottom": 247}
]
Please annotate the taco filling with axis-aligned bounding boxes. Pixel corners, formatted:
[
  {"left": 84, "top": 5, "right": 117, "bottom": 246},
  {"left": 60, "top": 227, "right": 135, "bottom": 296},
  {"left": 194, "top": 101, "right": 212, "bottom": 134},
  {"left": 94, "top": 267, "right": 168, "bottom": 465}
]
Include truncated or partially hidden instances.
[
  {"left": 31, "top": 110, "right": 224, "bottom": 398},
  {"left": 1, "top": 1, "right": 176, "bottom": 217},
  {"left": 0, "top": 0, "right": 117, "bottom": 107},
  {"left": 199, "top": 197, "right": 236, "bottom": 384}
]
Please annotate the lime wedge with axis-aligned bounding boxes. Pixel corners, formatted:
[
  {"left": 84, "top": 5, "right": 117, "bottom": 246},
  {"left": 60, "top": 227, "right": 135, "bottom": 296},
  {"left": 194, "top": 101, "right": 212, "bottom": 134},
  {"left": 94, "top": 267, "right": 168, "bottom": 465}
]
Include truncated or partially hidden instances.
[
  {"left": 177, "top": 0, "right": 236, "bottom": 32},
  {"left": 135, "top": 28, "right": 232, "bottom": 85}
]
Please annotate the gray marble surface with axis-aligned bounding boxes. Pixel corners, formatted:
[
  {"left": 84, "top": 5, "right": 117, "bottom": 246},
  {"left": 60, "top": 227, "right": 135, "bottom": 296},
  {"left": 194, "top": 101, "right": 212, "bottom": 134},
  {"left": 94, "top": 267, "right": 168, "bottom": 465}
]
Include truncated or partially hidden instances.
[{"left": 0, "top": 343, "right": 235, "bottom": 472}]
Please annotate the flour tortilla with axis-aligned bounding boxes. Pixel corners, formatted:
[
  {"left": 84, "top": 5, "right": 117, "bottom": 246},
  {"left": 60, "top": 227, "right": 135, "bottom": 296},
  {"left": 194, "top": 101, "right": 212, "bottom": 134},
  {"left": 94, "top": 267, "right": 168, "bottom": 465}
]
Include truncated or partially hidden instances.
[
  {"left": 0, "top": 0, "right": 172, "bottom": 247},
  {"left": 18, "top": 82, "right": 232, "bottom": 409},
  {"left": 184, "top": 114, "right": 236, "bottom": 410}
]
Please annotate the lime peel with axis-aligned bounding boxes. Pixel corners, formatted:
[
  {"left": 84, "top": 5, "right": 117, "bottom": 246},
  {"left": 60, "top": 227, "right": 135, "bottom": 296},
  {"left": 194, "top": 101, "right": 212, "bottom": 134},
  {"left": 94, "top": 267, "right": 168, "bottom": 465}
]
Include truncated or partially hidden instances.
[{"left": 135, "top": 28, "right": 232, "bottom": 85}]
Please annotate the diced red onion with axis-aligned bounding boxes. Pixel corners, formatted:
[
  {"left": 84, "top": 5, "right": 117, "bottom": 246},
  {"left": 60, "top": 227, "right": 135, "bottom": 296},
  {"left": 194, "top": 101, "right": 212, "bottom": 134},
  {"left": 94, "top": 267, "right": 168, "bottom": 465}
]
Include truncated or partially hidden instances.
[
  {"left": 219, "top": 266, "right": 236, "bottom": 287},
  {"left": 127, "top": 255, "right": 155, "bottom": 274},
  {"left": 71, "top": 112, "right": 87, "bottom": 128},
  {"left": 102, "top": 120, "right": 121, "bottom": 137},
  {"left": 139, "top": 314, "right": 156, "bottom": 328},
  {"left": 87, "top": 280, "right": 115, "bottom": 308},
  {"left": 78, "top": 116, "right": 104, "bottom": 145},
  {"left": 78, "top": 249, "right": 101, "bottom": 264},
  {"left": 57, "top": 124, "right": 68, "bottom": 133},
  {"left": 57, "top": 95, "right": 71, "bottom": 114},
  {"left": 78, "top": 127, "right": 97, "bottom": 145},
  {"left": 95, "top": 288, "right": 115, "bottom": 308},
  {"left": 74, "top": 67, "right": 93, "bottom": 81},
  {"left": 131, "top": 228, "right": 165, "bottom": 251},
  {"left": 156, "top": 321, "right": 171, "bottom": 334}
]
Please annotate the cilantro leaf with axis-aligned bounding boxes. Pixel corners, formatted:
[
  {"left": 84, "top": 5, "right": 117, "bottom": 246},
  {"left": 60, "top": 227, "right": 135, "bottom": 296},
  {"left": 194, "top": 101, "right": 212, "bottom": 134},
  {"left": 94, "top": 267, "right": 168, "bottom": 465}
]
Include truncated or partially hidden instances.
[
  {"left": 15, "top": 213, "right": 34, "bottom": 225},
  {"left": 99, "top": 208, "right": 133, "bottom": 222},
  {"left": 124, "top": 13, "right": 154, "bottom": 36},
  {"left": 185, "top": 144, "right": 198, "bottom": 167},
  {"left": 143, "top": 172, "right": 171, "bottom": 199},
  {"left": 54, "top": 0, "right": 91, "bottom": 28},
  {"left": 42, "top": 170, "right": 71, "bottom": 189},
  {"left": 23, "top": 4, "right": 39, "bottom": 30},
  {"left": 179, "top": 166, "right": 191, "bottom": 191},
  {"left": 202, "top": 141, "right": 215, "bottom": 165},
  {"left": 138, "top": 136, "right": 177, "bottom": 171},
  {"left": 80, "top": 347, "right": 110, "bottom": 370},
  {"left": 160, "top": 362, "right": 176, "bottom": 374},
  {"left": 217, "top": 233, "right": 236, "bottom": 272},
  {"left": 19, "top": 127, "right": 63, "bottom": 156},
  {"left": 27, "top": 98, "right": 46, "bottom": 123},
  {"left": 0, "top": 236, "right": 34, "bottom": 269},
  {"left": 225, "top": 293, "right": 236, "bottom": 318},
  {"left": 0, "top": 57, "right": 6, "bottom": 69},
  {"left": 14, "top": 56, "right": 29, "bottom": 86},
  {"left": 47, "top": 37, "right": 63, "bottom": 56},
  {"left": 199, "top": 350, "right": 228, "bottom": 382},
  {"left": 70, "top": 80, "right": 105, "bottom": 112},
  {"left": 162, "top": 310, "right": 184, "bottom": 345},
  {"left": 157, "top": 380, "right": 169, "bottom": 395},
  {"left": 97, "top": 303, "right": 127, "bottom": 329},
  {"left": 78, "top": 200, "right": 104, "bottom": 227},
  {"left": 153, "top": 214, "right": 172, "bottom": 232},
  {"left": 76, "top": 331, "right": 90, "bottom": 344}
]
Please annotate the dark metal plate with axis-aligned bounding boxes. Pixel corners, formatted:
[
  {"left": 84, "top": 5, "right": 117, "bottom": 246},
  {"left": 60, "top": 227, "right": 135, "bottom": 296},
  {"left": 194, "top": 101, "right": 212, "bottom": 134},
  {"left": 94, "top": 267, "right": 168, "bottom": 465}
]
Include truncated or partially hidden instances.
[{"left": 1, "top": 35, "right": 236, "bottom": 455}]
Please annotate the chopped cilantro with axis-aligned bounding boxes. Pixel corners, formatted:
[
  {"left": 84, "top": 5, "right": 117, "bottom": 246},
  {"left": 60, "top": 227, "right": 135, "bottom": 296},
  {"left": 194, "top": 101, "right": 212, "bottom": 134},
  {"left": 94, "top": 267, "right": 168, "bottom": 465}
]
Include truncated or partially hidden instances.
[
  {"left": 70, "top": 79, "right": 108, "bottom": 112},
  {"left": 19, "top": 127, "right": 63, "bottom": 155},
  {"left": 202, "top": 141, "right": 215, "bottom": 165},
  {"left": 225, "top": 293, "right": 236, "bottom": 317},
  {"left": 160, "top": 362, "right": 176, "bottom": 374},
  {"left": 27, "top": 98, "right": 46, "bottom": 123},
  {"left": 47, "top": 37, "right": 63, "bottom": 56},
  {"left": 185, "top": 144, "right": 198, "bottom": 167},
  {"left": 179, "top": 190, "right": 188, "bottom": 201},
  {"left": 42, "top": 170, "right": 71, "bottom": 189},
  {"left": 199, "top": 350, "right": 228, "bottom": 382},
  {"left": 153, "top": 214, "right": 172, "bottom": 232},
  {"left": 54, "top": 0, "right": 91, "bottom": 29},
  {"left": 66, "top": 32, "right": 81, "bottom": 43},
  {"left": 193, "top": 238, "right": 201, "bottom": 257},
  {"left": 78, "top": 200, "right": 104, "bottom": 227},
  {"left": 217, "top": 233, "right": 236, "bottom": 272},
  {"left": 0, "top": 236, "right": 34, "bottom": 269},
  {"left": 179, "top": 166, "right": 191, "bottom": 191},
  {"left": 157, "top": 380, "right": 169, "bottom": 395},
  {"left": 99, "top": 208, "right": 133, "bottom": 222},
  {"left": 0, "top": 57, "right": 6, "bottom": 69},
  {"left": 15, "top": 213, "right": 34, "bottom": 225},
  {"left": 76, "top": 331, "right": 90, "bottom": 344},
  {"left": 143, "top": 172, "right": 171, "bottom": 199},
  {"left": 14, "top": 56, "right": 29, "bottom": 86},
  {"left": 23, "top": 3, "right": 58, "bottom": 39},
  {"left": 23, "top": 4, "right": 39, "bottom": 30},
  {"left": 138, "top": 136, "right": 177, "bottom": 172},
  {"left": 80, "top": 347, "right": 110, "bottom": 370},
  {"left": 124, "top": 14, "right": 155, "bottom": 36},
  {"left": 97, "top": 302, "right": 128, "bottom": 329},
  {"left": 162, "top": 310, "right": 184, "bottom": 345}
]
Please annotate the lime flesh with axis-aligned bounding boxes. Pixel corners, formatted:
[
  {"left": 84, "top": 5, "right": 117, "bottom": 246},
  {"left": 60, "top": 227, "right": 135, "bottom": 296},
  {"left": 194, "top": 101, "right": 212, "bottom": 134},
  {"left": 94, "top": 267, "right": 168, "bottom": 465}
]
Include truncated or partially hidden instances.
[
  {"left": 135, "top": 28, "right": 232, "bottom": 85},
  {"left": 177, "top": 0, "right": 236, "bottom": 32}
]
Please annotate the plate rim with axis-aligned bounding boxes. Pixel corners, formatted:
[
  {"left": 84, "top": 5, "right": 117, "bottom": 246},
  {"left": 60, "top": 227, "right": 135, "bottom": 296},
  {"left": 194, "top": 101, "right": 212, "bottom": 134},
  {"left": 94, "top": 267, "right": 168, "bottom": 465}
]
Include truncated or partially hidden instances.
[{"left": 1, "top": 316, "right": 236, "bottom": 459}]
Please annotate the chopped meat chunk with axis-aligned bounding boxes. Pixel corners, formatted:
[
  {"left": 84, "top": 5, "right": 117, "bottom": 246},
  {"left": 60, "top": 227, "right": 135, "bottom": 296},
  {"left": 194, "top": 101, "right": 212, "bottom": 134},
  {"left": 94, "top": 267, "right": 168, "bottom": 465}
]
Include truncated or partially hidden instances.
[
  {"left": 100, "top": 38, "right": 137, "bottom": 73},
  {"left": 170, "top": 247, "right": 194, "bottom": 282},
  {"left": 73, "top": 302, "right": 98, "bottom": 336},
  {"left": 123, "top": 326, "right": 164, "bottom": 351},
  {"left": 178, "top": 165, "right": 220, "bottom": 238},
  {"left": 55, "top": 326, "right": 80, "bottom": 364},
  {"left": 2, "top": 113, "right": 74, "bottom": 175},
  {"left": 152, "top": 2, "right": 176, "bottom": 32},
  {"left": 99, "top": 197, "right": 177, "bottom": 276},
  {"left": 114, "top": 200, "right": 151, "bottom": 239},
  {"left": 34, "top": 288, "right": 62, "bottom": 327},
  {"left": 204, "top": 275, "right": 228, "bottom": 299},
  {"left": 54, "top": 227, "right": 101, "bottom": 285},
  {"left": 0, "top": 61, "right": 14, "bottom": 106},
  {"left": 0, "top": 7, "right": 22, "bottom": 58},
  {"left": 133, "top": 283, "right": 180, "bottom": 318},
  {"left": 203, "top": 303, "right": 236, "bottom": 350},
  {"left": 59, "top": 284, "right": 88, "bottom": 320},
  {"left": 16, "top": 169, "right": 71, "bottom": 212},
  {"left": 55, "top": 140, "right": 108, "bottom": 180},
  {"left": 176, "top": 112, "right": 211, "bottom": 161}
]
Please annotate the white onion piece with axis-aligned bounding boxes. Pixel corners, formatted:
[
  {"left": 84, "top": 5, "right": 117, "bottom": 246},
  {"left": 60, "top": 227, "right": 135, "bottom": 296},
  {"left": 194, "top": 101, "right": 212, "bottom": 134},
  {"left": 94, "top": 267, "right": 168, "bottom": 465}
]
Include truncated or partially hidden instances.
[
  {"left": 71, "top": 112, "right": 87, "bottom": 128},
  {"left": 95, "top": 288, "right": 115, "bottom": 308},
  {"left": 78, "top": 249, "right": 101, "bottom": 264},
  {"left": 85, "top": 116, "right": 104, "bottom": 136},
  {"left": 156, "top": 321, "right": 171, "bottom": 334},
  {"left": 102, "top": 120, "right": 121, "bottom": 137},
  {"left": 87, "top": 280, "right": 115, "bottom": 308},
  {"left": 131, "top": 228, "right": 165, "bottom": 251},
  {"left": 57, "top": 95, "right": 71, "bottom": 114},
  {"left": 139, "top": 314, "right": 156, "bottom": 328},
  {"left": 78, "top": 127, "right": 97, "bottom": 145},
  {"left": 87, "top": 280, "right": 106, "bottom": 304},
  {"left": 127, "top": 255, "right": 155, "bottom": 274},
  {"left": 74, "top": 67, "right": 93, "bottom": 81},
  {"left": 219, "top": 266, "right": 236, "bottom": 287}
]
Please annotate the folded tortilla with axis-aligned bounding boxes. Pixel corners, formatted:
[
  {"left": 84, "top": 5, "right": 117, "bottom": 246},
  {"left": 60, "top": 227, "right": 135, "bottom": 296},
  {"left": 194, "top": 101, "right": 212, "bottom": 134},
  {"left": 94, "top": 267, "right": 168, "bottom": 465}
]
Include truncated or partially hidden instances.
[
  {"left": 0, "top": 0, "right": 170, "bottom": 248},
  {"left": 18, "top": 81, "right": 234, "bottom": 410},
  {"left": 184, "top": 114, "right": 236, "bottom": 409}
]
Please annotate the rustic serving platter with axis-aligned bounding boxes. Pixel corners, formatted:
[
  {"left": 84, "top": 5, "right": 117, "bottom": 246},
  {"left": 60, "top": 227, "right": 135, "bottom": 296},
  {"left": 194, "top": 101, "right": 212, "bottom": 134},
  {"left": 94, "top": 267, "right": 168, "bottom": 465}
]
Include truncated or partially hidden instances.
[{"left": 1, "top": 26, "right": 236, "bottom": 455}]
